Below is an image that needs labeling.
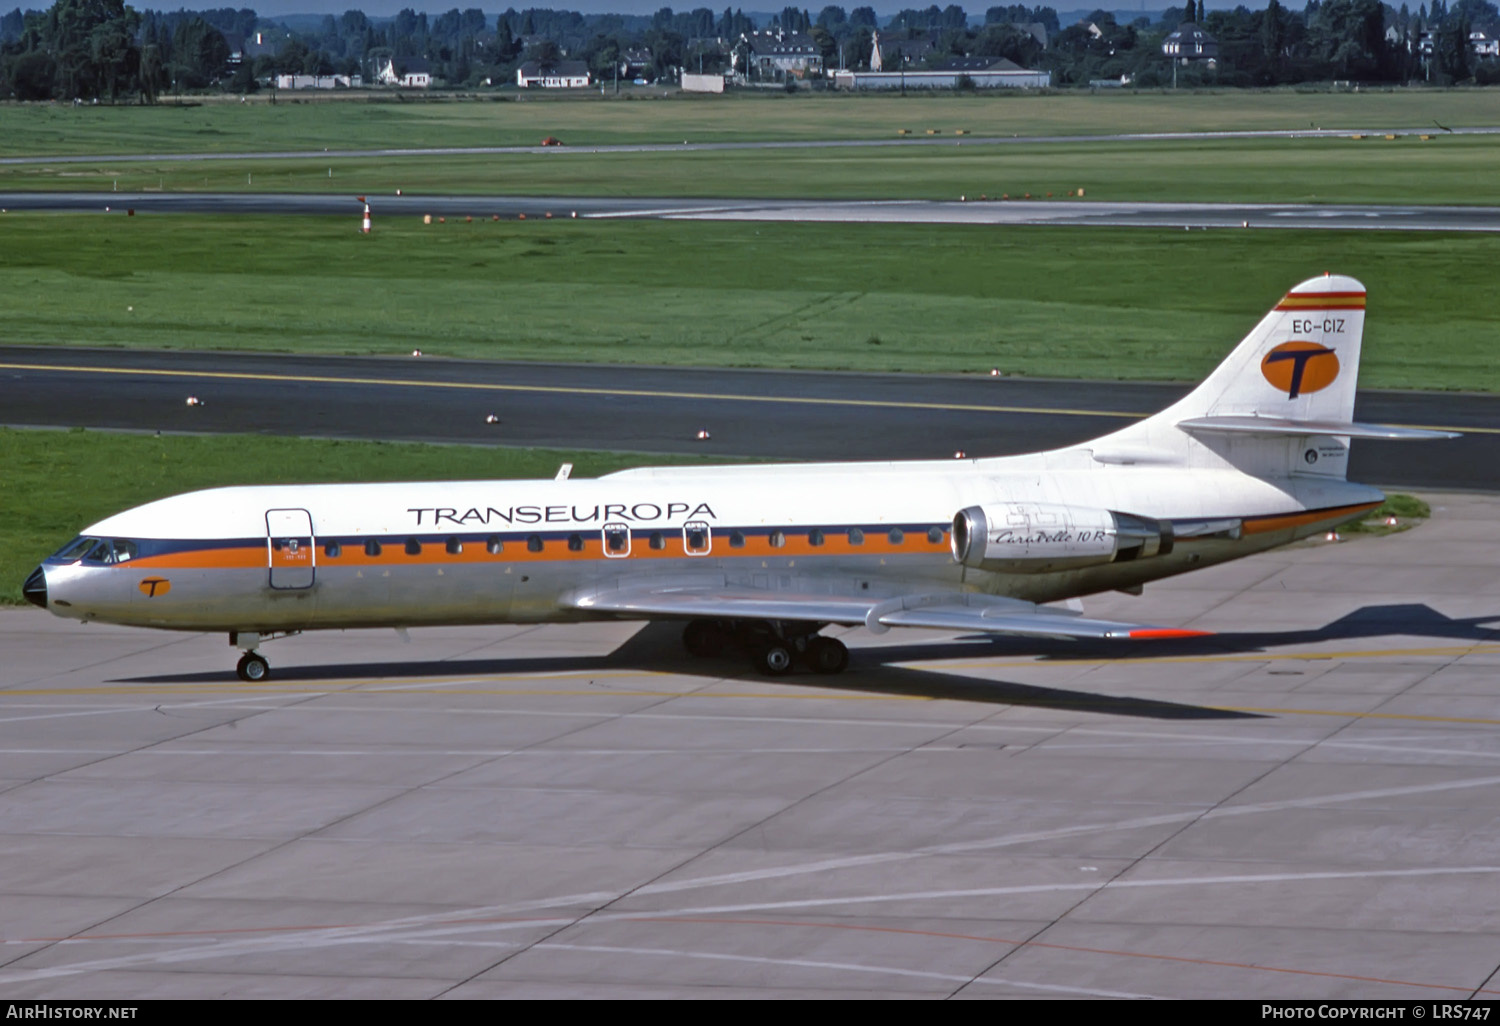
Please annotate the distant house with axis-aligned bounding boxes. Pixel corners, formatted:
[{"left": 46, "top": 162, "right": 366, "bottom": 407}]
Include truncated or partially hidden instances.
[
  {"left": 376, "top": 56, "right": 432, "bottom": 87},
  {"left": 1472, "top": 31, "right": 1500, "bottom": 57},
  {"left": 621, "top": 47, "right": 653, "bottom": 78},
  {"left": 739, "top": 29, "right": 823, "bottom": 77},
  {"left": 516, "top": 60, "right": 591, "bottom": 88},
  {"left": 1013, "top": 21, "right": 1049, "bottom": 48},
  {"left": 870, "top": 30, "right": 935, "bottom": 71},
  {"left": 833, "top": 56, "right": 1050, "bottom": 90},
  {"left": 1162, "top": 21, "right": 1218, "bottom": 61},
  {"left": 928, "top": 56, "right": 1023, "bottom": 74},
  {"left": 276, "top": 74, "right": 362, "bottom": 90}
]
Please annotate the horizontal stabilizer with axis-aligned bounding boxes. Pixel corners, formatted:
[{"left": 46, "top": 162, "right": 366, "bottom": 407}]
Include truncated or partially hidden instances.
[
  {"left": 1178, "top": 415, "right": 1459, "bottom": 441},
  {"left": 568, "top": 584, "right": 1211, "bottom": 642}
]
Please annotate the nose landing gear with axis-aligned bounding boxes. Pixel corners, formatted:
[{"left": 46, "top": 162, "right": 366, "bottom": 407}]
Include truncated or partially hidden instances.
[
  {"left": 229, "top": 630, "right": 299, "bottom": 682},
  {"left": 236, "top": 651, "right": 270, "bottom": 682}
]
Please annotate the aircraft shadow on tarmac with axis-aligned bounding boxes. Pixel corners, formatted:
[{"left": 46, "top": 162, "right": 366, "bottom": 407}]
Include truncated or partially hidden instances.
[
  {"left": 114, "top": 600, "right": 1500, "bottom": 720},
  {"left": 116, "top": 603, "right": 1500, "bottom": 720}
]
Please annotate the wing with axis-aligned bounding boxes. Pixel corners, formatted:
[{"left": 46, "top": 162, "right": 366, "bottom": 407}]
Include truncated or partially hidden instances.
[{"left": 566, "top": 583, "right": 1209, "bottom": 642}]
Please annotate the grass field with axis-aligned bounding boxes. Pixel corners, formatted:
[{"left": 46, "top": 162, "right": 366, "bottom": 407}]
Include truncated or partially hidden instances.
[
  {"left": 7, "top": 133, "right": 1499, "bottom": 205},
  {"left": 3, "top": 89, "right": 1499, "bottom": 157},
  {"left": 0, "top": 427, "right": 735, "bottom": 604},
  {"left": 1, "top": 212, "right": 1496, "bottom": 390}
]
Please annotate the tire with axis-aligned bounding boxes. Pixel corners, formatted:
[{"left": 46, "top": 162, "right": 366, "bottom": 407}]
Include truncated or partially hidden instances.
[
  {"left": 236, "top": 652, "right": 270, "bottom": 682},
  {"left": 755, "top": 644, "right": 794, "bottom": 676},
  {"left": 806, "top": 637, "right": 849, "bottom": 675},
  {"left": 683, "top": 619, "right": 727, "bottom": 658}
]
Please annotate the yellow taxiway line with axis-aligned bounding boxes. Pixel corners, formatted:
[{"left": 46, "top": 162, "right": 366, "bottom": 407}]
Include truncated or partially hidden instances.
[
  {"left": 0, "top": 360, "right": 1203, "bottom": 422},
  {"left": 3, "top": 359, "right": 1495, "bottom": 434}
]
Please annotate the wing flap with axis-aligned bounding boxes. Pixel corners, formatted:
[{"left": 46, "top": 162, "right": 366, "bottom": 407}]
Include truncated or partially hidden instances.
[{"left": 876, "top": 607, "right": 1205, "bottom": 640}]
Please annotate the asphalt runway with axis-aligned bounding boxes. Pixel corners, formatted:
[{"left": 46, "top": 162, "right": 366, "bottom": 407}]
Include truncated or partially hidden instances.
[
  {"left": 2, "top": 345, "right": 1495, "bottom": 491},
  {"left": 4, "top": 491, "right": 1500, "bottom": 998},
  {"left": 6, "top": 191, "right": 1500, "bottom": 231}
]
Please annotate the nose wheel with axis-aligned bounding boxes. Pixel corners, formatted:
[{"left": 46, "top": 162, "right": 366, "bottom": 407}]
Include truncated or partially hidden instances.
[{"left": 236, "top": 652, "right": 270, "bottom": 682}]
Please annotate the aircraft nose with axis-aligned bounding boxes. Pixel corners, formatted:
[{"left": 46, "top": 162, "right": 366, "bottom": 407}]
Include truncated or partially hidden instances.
[{"left": 22, "top": 566, "right": 47, "bottom": 609}]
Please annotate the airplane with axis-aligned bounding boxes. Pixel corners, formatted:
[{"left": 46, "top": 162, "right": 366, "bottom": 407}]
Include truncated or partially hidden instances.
[{"left": 22, "top": 274, "right": 1457, "bottom": 682}]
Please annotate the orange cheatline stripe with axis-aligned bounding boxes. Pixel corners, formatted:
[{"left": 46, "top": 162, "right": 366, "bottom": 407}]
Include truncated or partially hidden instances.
[
  {"left": 131, "top": 548, "right": 264, "bottom": 570},
  {"left": 122, "top": 531, "right": 953, "bottom": 573},
  {"left": 1239, "top": 501, "right": 1379, "bottom": 535},
  {"left": 99, "top": 501, "right": 1376, "bottom": 575}
]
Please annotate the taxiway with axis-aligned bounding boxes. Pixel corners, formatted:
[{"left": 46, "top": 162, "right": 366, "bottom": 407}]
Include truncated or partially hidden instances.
[
  {"left": 2, "top": 492, "right": 1499, "bottom": 997},
  {"left": 2, "top": 346, "right": 1495, "bottom": 490}
]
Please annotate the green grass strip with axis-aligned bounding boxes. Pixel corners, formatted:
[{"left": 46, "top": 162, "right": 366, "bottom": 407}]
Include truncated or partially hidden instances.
[
  {"left": 4, "top": 90, "right": 1499, "bottom": 156},
  {"left": 1, "top": 213, "right": 1496, "bottom": 391},
  {"left": 7, "top": 135, "right": 1498, "bottom": 206}
]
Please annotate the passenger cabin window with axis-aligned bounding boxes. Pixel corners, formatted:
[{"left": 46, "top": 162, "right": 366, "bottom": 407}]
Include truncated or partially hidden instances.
[
  {"left": 848, "top": 528, "right": 864, "bottom": 545},
  {"left": 405, "top": 538, "right": 422, "bottom": 556},
  {"left": 683, "top": 522, "right": 711, "bottom": 555},
  {"left": 605, "top": 527, "right": 629, "bottom": 554},
  {"left": 729, "top": 530, "right": 745, "bottom": 548},
  {"left": 365, "top": 540, "right": 382, "bottom": 557},
  {"left": 527, "top": 534, "right": 544, "bottom": 553},
  {"left": 888, "top": 528, "right": 905, "bottom": 545},
  {"left": 808, "top": 529, "right": 824, "bottom": 547},
  {"left": 446, "top": 537, "right": 463, "bottom": 555},
  {"left": 324, "top": 541, "right": 342, "bottom": 558},
  {"left": 769, "top": 530, "right": 786, "bottom": 548},
  {"left": 649, "top": 532, "right": 665, "bottom": 551},
  {"left": 486, "top": 536, "right": 503, "bottom": 555},
  {"left": 567, "top": 533, "right": 584, "bottom": 552},
  {"left": 927, "top": 527, "right": 944, "bottom": 544}
]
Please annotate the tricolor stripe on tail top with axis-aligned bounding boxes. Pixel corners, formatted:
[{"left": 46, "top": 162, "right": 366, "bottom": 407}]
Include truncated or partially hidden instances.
[{"left": 1275, "top": 290, "right": 1366, "bottom": 311}]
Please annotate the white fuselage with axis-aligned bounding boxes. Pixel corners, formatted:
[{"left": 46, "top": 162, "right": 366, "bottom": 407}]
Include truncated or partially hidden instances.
[{"left": 35, "top": 453, "right": 1382, "bottom": 635}]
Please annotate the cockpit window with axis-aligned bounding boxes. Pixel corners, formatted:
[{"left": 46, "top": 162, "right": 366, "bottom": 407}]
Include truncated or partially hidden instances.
[
  {"left": 52, "top": 537, "right": 98, "bottom": 562},
  {"left": 54, "top": 538, "right": 140, "bottom": 564}
]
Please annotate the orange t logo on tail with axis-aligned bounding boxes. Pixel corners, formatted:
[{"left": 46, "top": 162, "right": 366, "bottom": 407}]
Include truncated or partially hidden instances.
[{"left": 1261, "top": 342, "right": 1339, "bottom": 399}]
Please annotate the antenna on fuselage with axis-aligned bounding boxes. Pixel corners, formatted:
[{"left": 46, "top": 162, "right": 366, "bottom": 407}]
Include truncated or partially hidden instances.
[{"left": 555, "top": 463, "right": 573, "bottom": 481}]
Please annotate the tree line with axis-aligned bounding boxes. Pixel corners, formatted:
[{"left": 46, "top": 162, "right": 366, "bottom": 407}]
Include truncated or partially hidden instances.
[{"left": 2, "top": 0, "right": 1497, "bottom": 101}]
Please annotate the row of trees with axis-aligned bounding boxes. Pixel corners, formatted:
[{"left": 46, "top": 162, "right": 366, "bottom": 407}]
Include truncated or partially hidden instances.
[
  {"left": 1040, "top": 0, "right": 1499, "bottom": 86},
  {"left": 2, "top": 1, "right": 1498, "bottom": 100}
]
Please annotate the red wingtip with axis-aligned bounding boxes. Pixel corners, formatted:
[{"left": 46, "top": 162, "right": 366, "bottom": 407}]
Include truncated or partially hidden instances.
[{"left": 1128, "top": 628, "right": 1214, "bottom": 640}]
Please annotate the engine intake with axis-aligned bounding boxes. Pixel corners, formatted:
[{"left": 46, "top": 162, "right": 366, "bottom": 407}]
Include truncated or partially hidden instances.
[{"left": 951, "top": 502, "right": 1173, "bottom": 574}]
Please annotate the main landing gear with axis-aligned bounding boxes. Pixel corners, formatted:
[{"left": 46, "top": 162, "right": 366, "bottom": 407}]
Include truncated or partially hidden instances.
[{"left": 681, "top": 619, "right": 849, "bottom": 676}]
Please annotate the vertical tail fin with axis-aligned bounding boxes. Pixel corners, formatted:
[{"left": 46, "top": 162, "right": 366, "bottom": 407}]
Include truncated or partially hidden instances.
[
  {"left": 1178, "top": 272, "right": 1366, "bottom": 425},
  {"left": 1086, "top": 274, "right": 1373, "bottom": 479}
]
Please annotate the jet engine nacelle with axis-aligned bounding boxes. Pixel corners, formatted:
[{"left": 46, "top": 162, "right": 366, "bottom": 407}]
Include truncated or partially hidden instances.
[{"left": 951, "top": 502, "right": 1173, "bottom": 573}]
